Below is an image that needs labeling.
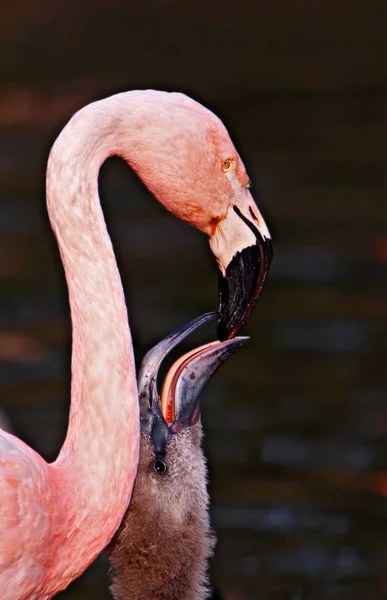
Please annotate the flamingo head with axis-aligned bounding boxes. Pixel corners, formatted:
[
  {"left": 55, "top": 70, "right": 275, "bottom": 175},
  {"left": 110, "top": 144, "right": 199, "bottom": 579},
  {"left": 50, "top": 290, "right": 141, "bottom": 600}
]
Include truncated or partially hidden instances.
[
  {"left": 137, "top": 312, "right": 247, "bottom": 510},
  {"left": 108, "top": 313, "right": 246, "bottom": 598},
  {"left": 120, "top": 90, "right": 272, "bottom": 340}
]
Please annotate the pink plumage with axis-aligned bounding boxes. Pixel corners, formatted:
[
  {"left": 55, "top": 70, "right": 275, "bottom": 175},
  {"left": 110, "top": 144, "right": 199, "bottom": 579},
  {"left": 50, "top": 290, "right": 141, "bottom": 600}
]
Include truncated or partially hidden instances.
[{"left": 0, "top": 90, "right": 269, "bottom": 599}]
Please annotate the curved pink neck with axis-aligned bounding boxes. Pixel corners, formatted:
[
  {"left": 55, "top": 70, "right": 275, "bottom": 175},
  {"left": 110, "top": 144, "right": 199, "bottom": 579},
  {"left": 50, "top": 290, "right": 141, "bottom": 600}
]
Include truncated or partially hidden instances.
[{"left": 45, "top": 97, "right": 140, "bottom": 576}]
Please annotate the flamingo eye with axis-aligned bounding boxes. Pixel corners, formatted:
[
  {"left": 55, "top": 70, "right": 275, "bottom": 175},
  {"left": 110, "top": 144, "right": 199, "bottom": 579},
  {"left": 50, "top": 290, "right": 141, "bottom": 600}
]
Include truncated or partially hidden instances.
[
  {"left": 222, "top": 159, "right": 233, "bottom": 172},
  {"left": 154, "top": 458, "right": 167, "bottom": 475}
]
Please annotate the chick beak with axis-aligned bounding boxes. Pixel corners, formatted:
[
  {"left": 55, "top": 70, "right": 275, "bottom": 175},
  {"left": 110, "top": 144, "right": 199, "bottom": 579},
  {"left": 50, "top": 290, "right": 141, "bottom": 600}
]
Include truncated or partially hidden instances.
[
  {"left": 137, "top": 312, "right": 247, "bottom": 448},
  {"left": 137, "top": 313, "right": 217, "bottom": 450},
  {"left": 209, "top": 197, "right": 273, "bottom": 341},
  {"left": 161, "top": 336, "right": 248, "bottom": 433}
]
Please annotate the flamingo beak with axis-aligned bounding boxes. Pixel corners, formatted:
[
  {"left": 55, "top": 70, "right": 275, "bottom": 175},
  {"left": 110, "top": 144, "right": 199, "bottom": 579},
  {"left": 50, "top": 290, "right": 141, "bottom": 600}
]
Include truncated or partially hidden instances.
[
  {"left": 137, "top": 313, "right": 247, "bottom": 451},
  {"left": 209, "top": 199, "right": 272, "bottom": 341}
]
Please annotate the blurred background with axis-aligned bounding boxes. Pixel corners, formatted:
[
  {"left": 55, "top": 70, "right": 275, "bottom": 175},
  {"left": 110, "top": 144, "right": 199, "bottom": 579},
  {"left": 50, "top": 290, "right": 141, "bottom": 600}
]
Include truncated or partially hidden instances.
[{"left": 1, "top": 1, "right": 387, "bottom": 598}]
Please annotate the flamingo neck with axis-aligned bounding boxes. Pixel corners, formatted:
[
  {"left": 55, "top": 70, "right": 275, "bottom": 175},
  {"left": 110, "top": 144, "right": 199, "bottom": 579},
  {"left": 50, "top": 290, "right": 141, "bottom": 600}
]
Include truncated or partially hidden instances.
[{"left": 46, "top": 96, "right": 140, "bottom": 576}]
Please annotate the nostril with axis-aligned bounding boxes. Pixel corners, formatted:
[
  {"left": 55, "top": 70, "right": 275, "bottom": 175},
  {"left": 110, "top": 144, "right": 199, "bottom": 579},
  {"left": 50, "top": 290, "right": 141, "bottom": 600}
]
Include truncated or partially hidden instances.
[{"left": 249, "top": 206, "right": 259, "bottom": 222}]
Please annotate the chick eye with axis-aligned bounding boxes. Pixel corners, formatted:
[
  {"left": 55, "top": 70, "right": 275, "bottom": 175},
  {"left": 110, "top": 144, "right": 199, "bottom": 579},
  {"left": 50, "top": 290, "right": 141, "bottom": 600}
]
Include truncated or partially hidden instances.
[
  {"left": 154, "top": 458, "right": 167, "bottom": 475},
  {"left": 222, "top": 159, "right": 233, "bottom": 172}
]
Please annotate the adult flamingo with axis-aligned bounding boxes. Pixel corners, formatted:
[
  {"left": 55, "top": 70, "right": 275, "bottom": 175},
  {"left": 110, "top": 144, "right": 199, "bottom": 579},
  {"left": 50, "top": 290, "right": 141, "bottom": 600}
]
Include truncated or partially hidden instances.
[{"left": 0, "top": 90, "right": 271, "bottom": 599}]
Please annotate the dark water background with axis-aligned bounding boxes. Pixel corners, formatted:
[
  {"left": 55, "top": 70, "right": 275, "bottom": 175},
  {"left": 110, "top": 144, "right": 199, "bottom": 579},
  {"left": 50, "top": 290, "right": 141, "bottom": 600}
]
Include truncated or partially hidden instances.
[{"left": 1, "top": 2, "right": 387, "bottom": 598}]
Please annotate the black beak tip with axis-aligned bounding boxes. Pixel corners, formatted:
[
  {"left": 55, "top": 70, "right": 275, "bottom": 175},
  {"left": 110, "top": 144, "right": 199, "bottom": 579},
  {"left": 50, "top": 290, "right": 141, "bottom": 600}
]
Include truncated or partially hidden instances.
[
  {"left": 216, "top": 245, "right": 261, "bottom": 341},
  {"left": 217, "top": 238, "right": 272, "bottom": 341}
]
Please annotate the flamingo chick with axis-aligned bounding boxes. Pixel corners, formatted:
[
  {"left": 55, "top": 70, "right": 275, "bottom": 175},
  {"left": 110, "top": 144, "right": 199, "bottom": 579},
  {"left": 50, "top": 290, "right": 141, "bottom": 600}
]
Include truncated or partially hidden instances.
[
  {"left": 108, "top": 313, "right": 246, "bottom": 600},
  {"left": 0, "top": 90, "right": 270, "bottom": 599}
]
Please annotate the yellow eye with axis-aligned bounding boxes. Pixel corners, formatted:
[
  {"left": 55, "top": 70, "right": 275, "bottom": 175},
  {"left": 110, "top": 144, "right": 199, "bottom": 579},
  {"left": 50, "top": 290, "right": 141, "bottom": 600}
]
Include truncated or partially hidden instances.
[{"left": 222, "top": 159, "right": 232, "bottom": 172}]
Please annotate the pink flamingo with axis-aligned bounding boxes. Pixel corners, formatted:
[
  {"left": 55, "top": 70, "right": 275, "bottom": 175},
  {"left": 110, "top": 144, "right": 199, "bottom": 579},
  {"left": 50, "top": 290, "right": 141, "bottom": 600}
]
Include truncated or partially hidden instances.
[{"left": 0, "top": 90, "right": 271, "bottom": 599}]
